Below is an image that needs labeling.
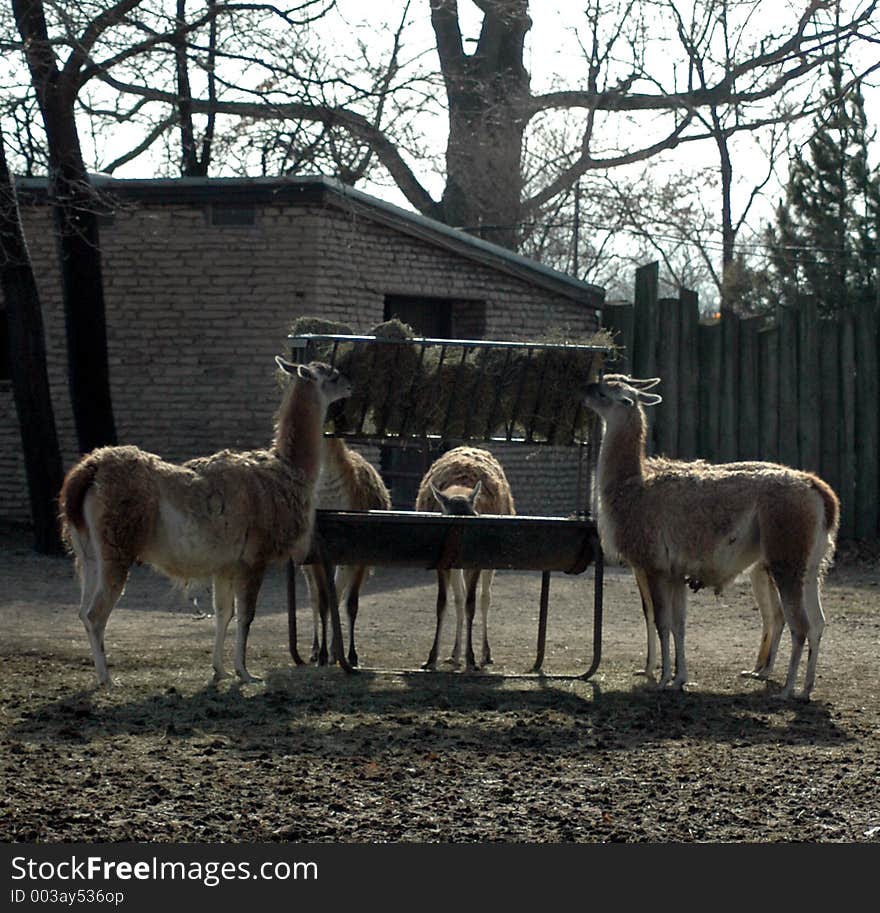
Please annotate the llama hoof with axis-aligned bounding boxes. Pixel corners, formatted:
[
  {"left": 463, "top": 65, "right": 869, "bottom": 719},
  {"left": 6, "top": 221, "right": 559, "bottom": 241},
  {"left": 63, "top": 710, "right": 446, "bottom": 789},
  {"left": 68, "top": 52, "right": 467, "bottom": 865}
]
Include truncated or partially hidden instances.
[
  {"left": 421, "top": 660, "right": 437, "bottom": 672},
  {"left": 237, "top": 672, "right": 263, "bottom": 684},
  {"left": 482, "top": 655, "right": 493, "bottom": 667},
  {"left": 212, "top": 670, "right": 230, "bottom": 684}
]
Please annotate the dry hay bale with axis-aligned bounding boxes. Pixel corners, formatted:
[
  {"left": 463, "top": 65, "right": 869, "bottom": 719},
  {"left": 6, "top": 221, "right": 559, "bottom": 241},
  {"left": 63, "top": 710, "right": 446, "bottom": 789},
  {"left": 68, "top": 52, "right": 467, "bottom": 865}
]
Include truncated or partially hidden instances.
[
  {"left": 512, "top": 347, "right": 607, "bottom": 443},
  {"left": 412, "top": 345, "right": 519, "bottom": 438},
  {"left": 334, "top": 318, "right": 422, "bottom": 434},
  {"left": 289, "top": 316, "right": 356, "bottom": 363}
]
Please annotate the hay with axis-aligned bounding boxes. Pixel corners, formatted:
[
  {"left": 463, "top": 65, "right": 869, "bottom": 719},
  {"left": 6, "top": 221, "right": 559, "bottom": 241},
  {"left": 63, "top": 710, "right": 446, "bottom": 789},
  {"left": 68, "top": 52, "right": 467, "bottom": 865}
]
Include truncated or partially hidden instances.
[{"left": 288, "top": 315, "right": 611, "bottom": 443}]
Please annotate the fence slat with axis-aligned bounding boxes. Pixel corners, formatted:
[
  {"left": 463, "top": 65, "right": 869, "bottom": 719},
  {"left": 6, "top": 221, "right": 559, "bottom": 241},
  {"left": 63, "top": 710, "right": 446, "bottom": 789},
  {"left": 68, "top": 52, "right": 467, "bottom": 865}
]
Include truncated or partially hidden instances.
[
  {"left": 839, "top": 315, "right": 856, "bottom": 539},
  {"left": 633, "top": 262, "right": 660, "bottom": 454},
  {"left": 798, "top": 296, "right": 820, "bottom": 472},
  {"left": 633, "top": 261, "right": 659, "bottom": 379},
  {"left": 656, "top": 297, "right": 680, "bottom": 456},
  {"left": 854, "top": 300, "right": 878, "bottom": 538},
  {"left": 719, "top": 310, "right": 739, "bottom": 461},
  {"left": 738, "top": 317, "right": 761, "bottom": 460},
  {"left": 698, "top": 320, "right": 721, "bottom": 462},
  {"left": 678, "top": 288, "right": 700, "bottom": 459},
  {"left": 818, "top": 322, "right": 841, "bottom": 501},
  {"left": 758, "top": 324, "right": 779, "bottom": 462},
  {"left": 778, "top": 306, "right": 799, "bottom": 469}
]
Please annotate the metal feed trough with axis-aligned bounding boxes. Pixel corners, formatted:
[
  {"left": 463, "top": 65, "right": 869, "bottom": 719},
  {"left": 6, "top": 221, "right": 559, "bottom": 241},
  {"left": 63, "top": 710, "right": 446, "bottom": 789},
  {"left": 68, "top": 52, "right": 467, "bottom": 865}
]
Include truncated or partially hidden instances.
[{"left": 287, "top": 331, "right": 612, "bottom": 678}]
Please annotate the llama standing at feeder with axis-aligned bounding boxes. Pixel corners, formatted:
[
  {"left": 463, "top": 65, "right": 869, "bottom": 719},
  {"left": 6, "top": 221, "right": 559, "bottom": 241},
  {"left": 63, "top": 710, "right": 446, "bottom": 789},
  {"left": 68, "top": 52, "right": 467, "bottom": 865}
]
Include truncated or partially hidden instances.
[
  {"left": 59, "top": 359, "right": 351, "bottom": 686},
  {"left": 601, "top": 376, "right": 795, "bottom": 682},
  {"left": 415, "top": 446, "right": 515, "bottom": 672},
  {"left": 583, "top": 374, "right": 839, "bottom": 700},
  {"left": 303, "top": 437, "right": 391, "bottom": 666}
]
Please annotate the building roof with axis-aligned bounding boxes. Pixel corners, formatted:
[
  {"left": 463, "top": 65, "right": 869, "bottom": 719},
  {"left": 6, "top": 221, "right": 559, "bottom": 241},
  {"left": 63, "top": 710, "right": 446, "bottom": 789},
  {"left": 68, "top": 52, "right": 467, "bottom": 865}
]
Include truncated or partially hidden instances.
[{"left": 15, "top": 174, "right": 604, "bottom": 309}]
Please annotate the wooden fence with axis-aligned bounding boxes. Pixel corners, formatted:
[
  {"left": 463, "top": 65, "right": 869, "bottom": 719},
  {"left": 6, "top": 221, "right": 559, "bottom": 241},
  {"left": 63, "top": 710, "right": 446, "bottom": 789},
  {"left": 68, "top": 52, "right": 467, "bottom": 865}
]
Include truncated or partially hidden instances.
[{"left": 602, "top": 262, "right": 879, "bottom": 541}]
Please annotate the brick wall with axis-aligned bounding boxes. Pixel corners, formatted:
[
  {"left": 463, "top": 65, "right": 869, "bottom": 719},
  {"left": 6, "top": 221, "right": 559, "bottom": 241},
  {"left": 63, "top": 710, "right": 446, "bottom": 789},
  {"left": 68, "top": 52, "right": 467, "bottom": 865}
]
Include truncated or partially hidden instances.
[{"left": 0, "top": 184, "right": 601, "bottom": 524}]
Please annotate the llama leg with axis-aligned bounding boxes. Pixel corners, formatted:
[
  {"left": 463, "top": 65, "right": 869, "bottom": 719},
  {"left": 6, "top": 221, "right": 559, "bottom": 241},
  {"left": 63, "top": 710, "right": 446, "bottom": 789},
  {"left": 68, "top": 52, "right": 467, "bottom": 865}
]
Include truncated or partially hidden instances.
[
  {"left": 463, "top": 568, "right": 480, "bottom": 672},
  {"left": 479, "top": 569, "right": 494, "bottom": 667},
  {"left": 633, "top": 567, "right": 656, "bottom": 680},
  {"left": 81, "top": 557, "right": 128, "bottom": 687},
  {"left": 211, "top": 576, "right": 235, "bottom": 682},
  {"left": 302, "top": 565, "right": 322, "bottom": 664},
  {"left": 800, "top": 558, "right": 827, "bottom": 700},
  {"left": 646, "top": 574, "right": 673, "bottom": 688},
  {"left": 422, "top": 570, "right": 449, "bottom": 671},
  {"left": 448, "top": 569, "right": 466, "bottom": 666},
  {"left": 742, "top": 564, "right": 785, "bottom": 679},
  {"left": 773, "top": 572, "right": 809, "bottom": 701},
  {"left": 669, "top": 580, "right": 688, "bottom": 690},
  {"left": 341, "top": 564, "right": 367, "bottom": 668},
  {"left": 307, "top": 562, "right": 333, "bottom": 666},
  {"left": 233, "top": 571, "right": 265, "bottom": 683}
]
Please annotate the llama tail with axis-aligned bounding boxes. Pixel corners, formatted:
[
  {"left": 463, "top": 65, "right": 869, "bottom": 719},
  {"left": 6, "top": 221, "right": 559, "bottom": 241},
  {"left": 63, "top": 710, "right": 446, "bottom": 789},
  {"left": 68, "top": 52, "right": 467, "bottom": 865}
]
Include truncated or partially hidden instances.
[
  {"left": 58, "top": 458, "right": 99, "bottom": 547},
  {"left": 809, "top": 474, "right": 840, "bottom": 537},
  {"left": 808, "top": 474, "right": 840, "bottom": 578}
]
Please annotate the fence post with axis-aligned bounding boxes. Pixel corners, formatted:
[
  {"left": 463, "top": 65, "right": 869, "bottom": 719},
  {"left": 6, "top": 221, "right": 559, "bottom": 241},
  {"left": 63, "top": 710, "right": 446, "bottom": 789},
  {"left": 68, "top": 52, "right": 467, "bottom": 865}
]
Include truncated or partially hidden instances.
[
  {"left": 818, "top": 320, "right": 841, "bottom": 504},
  {"left": 758, "top": 323, "right": 779, "bottom": 462},
  {"left": 777, "top": 306, "right": 799, "bottom": 469},
  {"left": 719, "top": 309, "right": 739, "bottom": 461},
  {"left": 678, "top": 288, "right": 700, "bottom": 460},
  {"left": 656, "top": 297, "right": 680, "bottom": 456},
  {"left": 698, "top": 318, "right": 722, "bottom": 462},
  {"left": 854, "top": 298, "right": 878, "bottom": 539},
  {"left": 839, "top": 314, "right": 856, "bottom": 539},
  {"left": 633, "top": 262, "right": 660, "bottom": 454},
  {"left": 738, "top": 317, "right": 761, "bottom": 460},
  {"left": 798, "top": 295, "right": 820, "bottom": 472}
]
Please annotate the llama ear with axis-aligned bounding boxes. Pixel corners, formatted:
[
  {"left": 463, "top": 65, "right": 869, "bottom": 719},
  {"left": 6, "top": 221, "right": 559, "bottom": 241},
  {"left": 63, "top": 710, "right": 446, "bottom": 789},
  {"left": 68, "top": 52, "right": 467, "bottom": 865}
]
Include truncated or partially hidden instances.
[
  {"left": 468, "top": 480, "right": 482, "bottom": 508},
  {"left": 430, "top": 483, "right": 449, "bottom": 510},
  {"left": 275, "top": 355, "right": 298, "bottom": 375},
  {"left": 630, "top": 377, "right": 661, "bottom": 390},
  {"left": 637, "top": 390, "right": 663, "bottom": 406},
  {"left": 296, "top": 363, "right": 318, "bottom": 381}
]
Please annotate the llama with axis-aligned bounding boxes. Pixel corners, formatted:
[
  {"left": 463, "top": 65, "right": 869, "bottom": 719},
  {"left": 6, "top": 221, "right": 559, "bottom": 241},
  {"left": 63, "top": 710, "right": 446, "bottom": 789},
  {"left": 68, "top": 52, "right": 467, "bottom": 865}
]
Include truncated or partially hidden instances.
[
  {"left": 583, "top": 374, "right": 839, "bottom": 700},
  {"left": 303, "top": 437, "right": 391, "bottom": 666},
  {"left": 58, "top": 359, "right": 351, "bottom": 686},
  {"left": 415, "top": 446, "right": 515, "bottom": 672},
  {"left": 601, "top": 375, "right": 794, "bottom": 683}
]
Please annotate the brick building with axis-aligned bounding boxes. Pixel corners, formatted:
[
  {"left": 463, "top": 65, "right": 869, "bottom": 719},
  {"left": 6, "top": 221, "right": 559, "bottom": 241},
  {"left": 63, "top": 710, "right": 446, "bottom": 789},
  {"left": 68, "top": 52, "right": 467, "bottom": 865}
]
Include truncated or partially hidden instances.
[{"left": 0, "top": 175, "right": 604, "bottom": 524}]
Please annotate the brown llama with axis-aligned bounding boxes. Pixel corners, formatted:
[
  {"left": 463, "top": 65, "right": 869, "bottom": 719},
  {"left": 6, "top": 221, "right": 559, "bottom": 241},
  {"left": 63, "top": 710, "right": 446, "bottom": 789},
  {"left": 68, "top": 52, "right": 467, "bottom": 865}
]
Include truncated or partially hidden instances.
[
  {"left": 583, "top": 374, "right": 839, "bottom": 700},
  {"left": 415, "top": 446, "right": 515, "bottom": 672},
  {"left": 58, "top": 359, "right": 350, "bottom": 686},
  {"left": 303, "top": 437, "right": 391, "bottom": 666}
]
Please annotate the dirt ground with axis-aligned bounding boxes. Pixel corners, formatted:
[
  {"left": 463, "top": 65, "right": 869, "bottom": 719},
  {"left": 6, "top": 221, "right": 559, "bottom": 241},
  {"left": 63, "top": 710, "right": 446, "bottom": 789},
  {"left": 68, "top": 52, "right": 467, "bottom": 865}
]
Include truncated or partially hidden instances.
[{"left": 1, "top": 520, "right": 878, "bottom": 844}]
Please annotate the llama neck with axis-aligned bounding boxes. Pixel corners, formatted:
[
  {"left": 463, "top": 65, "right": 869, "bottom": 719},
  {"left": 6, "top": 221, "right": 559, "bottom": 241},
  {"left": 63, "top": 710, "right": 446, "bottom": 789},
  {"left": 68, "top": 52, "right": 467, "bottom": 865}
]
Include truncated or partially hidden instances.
[
  {"left": 273, "top": 384, "right": 325, "bottom": 484},
  {"left": 598, "top": 409, "right": 647, "bottom": 490}
]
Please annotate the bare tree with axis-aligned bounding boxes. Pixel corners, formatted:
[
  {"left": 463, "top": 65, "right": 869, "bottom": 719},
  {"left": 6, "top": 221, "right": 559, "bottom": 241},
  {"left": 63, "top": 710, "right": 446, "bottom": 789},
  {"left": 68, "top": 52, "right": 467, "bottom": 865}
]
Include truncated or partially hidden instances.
[
  {"left": 0, "top": 130, "right": 64, "bottom": 553},
  {"left": 11, "top": 0, "right": 124, "bottom": 453},
  {"left": 83, "top": 0, "right": 878, "bottom": 253}
]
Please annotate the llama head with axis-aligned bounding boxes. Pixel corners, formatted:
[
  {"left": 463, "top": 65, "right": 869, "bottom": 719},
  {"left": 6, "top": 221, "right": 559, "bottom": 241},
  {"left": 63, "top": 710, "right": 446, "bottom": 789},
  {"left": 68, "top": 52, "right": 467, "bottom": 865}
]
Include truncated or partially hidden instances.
[
  {"left": 583, "top": 374, "right": 662, "bottom": 421},
  {"left": 275, "top": 357, "right": 352, "bottom": 406},
  {"left": 431, "top": 480, "right": 483, "bottom": 516}
]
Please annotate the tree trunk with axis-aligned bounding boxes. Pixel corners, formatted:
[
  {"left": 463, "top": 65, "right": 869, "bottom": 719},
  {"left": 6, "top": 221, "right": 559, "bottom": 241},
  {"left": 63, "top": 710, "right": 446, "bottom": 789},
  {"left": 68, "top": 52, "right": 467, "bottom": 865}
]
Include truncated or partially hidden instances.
[
  {"left": 0, "top": 136, "right": 65, "bottom": 555},
  {"left": 14, "top": 0, "right": 117, "bottom": 453},
  {"left": 432, "top": 0, "right": 531, "bottom": 249}
]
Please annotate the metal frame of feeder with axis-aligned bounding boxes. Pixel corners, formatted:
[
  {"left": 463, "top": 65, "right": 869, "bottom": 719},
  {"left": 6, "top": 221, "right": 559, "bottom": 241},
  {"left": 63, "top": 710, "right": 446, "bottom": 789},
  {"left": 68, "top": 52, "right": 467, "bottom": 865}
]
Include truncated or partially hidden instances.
[{"left": 285, "top": 332, "right": 609, "bottom": 680}]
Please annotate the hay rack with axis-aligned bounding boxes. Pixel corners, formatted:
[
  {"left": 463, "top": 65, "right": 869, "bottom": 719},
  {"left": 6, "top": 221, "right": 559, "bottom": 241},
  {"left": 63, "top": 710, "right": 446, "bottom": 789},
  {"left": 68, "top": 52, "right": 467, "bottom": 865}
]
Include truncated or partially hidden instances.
[{"left": 286, "top": 331, "right": 613, "bottom": 680}]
